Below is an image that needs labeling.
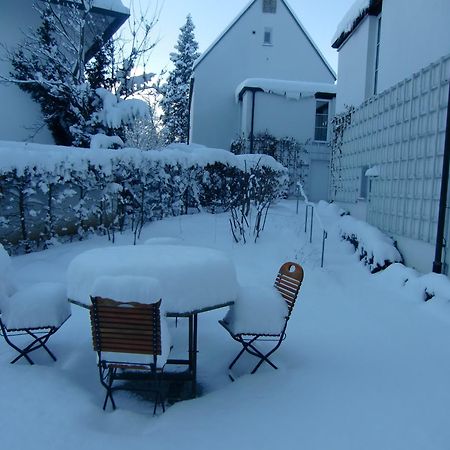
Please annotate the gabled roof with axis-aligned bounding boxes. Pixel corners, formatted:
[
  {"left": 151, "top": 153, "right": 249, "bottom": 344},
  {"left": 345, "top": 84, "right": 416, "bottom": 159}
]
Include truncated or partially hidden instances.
[
  {"left": 193, "top": 0, "right": 336, "bottom": 81},
  {"left": 332, "top": 0, "right": 382, "bottom": 50}
]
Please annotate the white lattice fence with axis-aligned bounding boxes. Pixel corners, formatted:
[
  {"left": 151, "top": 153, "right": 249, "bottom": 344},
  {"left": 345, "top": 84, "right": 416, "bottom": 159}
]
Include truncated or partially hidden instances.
[{"left": 331, "top": 54, "right": 450, "bottom": 245}]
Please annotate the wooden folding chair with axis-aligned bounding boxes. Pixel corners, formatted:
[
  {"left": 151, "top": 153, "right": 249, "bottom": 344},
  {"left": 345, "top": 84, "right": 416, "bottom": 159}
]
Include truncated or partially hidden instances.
[
  {"left": 90, "top": 296, "right": 168, "bottom": 414},
  {"left": 0, "top": 317, "right": 70, "bottom": 364},
  {"left": 219, "top": 262, "right": 304, "bottom": 379}
]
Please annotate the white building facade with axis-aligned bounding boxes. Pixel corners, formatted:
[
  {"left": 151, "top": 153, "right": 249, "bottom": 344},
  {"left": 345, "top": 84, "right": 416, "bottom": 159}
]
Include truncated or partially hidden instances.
[
  {"left": 331, "top": 0, "right": 450, "bottom": 274},
  {"left": 190, "top": 0, "right": 336, "bottom": 201}
]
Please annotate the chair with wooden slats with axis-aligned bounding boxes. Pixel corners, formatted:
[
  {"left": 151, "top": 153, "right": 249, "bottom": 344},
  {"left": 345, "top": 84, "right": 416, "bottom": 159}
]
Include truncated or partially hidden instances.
[
  {"left": 90, "top": 296, "right": 167, "bottom": 414},
  {"left": 219, "top": 262, "right": 304, "bottom": 379}
]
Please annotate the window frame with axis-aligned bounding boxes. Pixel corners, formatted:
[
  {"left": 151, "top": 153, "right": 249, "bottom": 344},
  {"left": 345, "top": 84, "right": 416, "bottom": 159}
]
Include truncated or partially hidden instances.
[
  {"left": 314, "top": 99, "right": 330, "bottom": 142},
  {"left": 263, "top": 27, "right": 273, "bottom": 46}
]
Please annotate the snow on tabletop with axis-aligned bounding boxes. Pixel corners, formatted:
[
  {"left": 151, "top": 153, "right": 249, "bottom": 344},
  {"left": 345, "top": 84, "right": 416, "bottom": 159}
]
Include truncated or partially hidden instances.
[
  {"left": 223, "top": 285, "right": 288, "bottom": 335},
  {"left": 332, "top": 0, "right": 371, "bottom": 45},
  {"left": 91, "top": 276, "right": 163, "bottom": 305},
  {"left": 2, "top": 282, "right": 71, "bottom": 330},
  {"left": 235, "top": 78, "right": 337, "bottom": 102},
  {"left": 67, "top": 245, "right": 238, "bottom": 313}
]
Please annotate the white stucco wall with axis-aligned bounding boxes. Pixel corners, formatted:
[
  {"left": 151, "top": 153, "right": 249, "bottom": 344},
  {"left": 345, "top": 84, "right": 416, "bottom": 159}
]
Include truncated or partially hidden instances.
[
  {"left": 0, "top": 0, "right": 54, "bottom": 143},
  {"left": 191, "top": 0, "right": 336, "bottom": 150},
  {"left": 377, "top": 0, "right": 450, "bottom": 93},
  {"left": 335, "top": 15, "right": 378, "bottom": 113}
]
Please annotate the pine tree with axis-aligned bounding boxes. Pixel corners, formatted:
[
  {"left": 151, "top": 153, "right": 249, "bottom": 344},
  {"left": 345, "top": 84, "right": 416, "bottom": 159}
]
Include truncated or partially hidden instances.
[{"left": 161, "top": 14, "right": 199, "bottom": 144}]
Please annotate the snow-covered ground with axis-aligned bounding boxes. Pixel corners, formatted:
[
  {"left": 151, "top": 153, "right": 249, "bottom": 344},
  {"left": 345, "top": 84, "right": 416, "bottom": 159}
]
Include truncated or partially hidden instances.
[{"left": 2, "top": 200, "right": 450, "bottom": 449}]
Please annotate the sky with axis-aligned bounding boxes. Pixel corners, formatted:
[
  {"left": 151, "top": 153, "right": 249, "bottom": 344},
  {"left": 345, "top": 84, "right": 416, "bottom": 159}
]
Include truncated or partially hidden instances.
[{"left": 122, "top": 0, "right": 356, "bottom": 77}]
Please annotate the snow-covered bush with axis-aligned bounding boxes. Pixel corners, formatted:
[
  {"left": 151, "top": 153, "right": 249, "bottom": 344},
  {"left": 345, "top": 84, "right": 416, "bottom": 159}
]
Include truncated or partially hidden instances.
[
  {"left": 0, "top": 142, "right": 287, "bottom": 253},
  {"left": 339, "top": 215, "right": 403, "bottom": 273}
]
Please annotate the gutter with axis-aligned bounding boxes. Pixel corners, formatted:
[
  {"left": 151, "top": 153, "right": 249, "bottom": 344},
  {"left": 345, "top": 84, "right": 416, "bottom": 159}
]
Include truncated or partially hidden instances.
[
  {"left": 433, "top": 83, "right": 450, "bottom": 274},
  {"left": 187, "top": 77, "right": 195, "bottom": 144}
]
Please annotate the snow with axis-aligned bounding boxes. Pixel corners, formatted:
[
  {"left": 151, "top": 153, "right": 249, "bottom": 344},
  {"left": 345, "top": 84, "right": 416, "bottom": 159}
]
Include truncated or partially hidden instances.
[
  {"left": 365, "top": 165, "right": 380, "bottom": 177},
  {"left": 144, "top": 237, "right": 183, "bottom": 246},
  {"left": 0, "top": 244, "right": 15, "bottom": 311},
  {"left": 332, "top": 0, "right": 371, "bottom": 45},
  {"left": 223, "top": 285, "right": 288, "bottom": 335},
  {"left": 3, "top": 200, "right": 450, "bottom": 449},
  {"left": 236, "top": 78, "right": 337, "bottom": 102},
  {"left": 91, "top": 276, "right": 163, "bottom": 305},
  {"left": 2, "top": 282, "right": 71, "bottom": 330},
  {"left": 90, "top": 133, "right": 124, "bottom": 149},
  {"left": 94, "top": 88, "right": 149, "bottom": 129},
  {"left": 67, "top": 245, "right": 239, "bottom": 313},
  {"left": 0, "top": 140, "right": 285, "bottom": 176}
]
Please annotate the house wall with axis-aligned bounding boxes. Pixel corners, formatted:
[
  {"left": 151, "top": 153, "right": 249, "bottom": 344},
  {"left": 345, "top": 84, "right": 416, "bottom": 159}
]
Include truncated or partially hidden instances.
[
  {"left": 239, "top": 89, "right": 334, "bottom": 201},
  {"left": 335, "top": 15, "right": 378, "bottom": 113},
  {"left": 377, "top": 0, "right": 450, "bottom": 93},
  {"left": 0, "top": 0, "right": 54, "bottom": 143},
  {"left": 191, "top": 0, "right": 335, "bottom": 150},
  {"left": 330, "top": 55, "right": 450, "bottom": 274}
]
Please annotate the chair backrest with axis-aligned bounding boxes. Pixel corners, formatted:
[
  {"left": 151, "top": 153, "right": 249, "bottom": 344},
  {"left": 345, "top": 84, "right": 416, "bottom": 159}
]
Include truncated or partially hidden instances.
[
  {"left": 90, "top": 297, "right": 162, "bottom": 356},
  {"left": 274, "top": 262, "right": 304, "bottom": 317}
]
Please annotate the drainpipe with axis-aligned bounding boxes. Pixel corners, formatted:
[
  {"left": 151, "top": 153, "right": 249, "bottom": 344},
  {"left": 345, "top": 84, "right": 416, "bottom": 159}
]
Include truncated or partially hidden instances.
[
  {"left": 432, "top": 83, "right": 450, "bottom": 274},
  {"left": 187, "top": 77, "right": 195, "bottom": 144},
  {"left": 249, "top": 88, "right": 257, "bottom": 154}
]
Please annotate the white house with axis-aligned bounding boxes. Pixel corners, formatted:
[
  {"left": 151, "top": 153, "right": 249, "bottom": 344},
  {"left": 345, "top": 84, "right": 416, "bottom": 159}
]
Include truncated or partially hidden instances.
[
  {"left": 0, "top": 0, "right": 129, "bottom": 144},
  {"left": 190, "top": 0, "right": 337, "bottom": 201},
  {"left": 330, "top": 0, "right": 450, "bottom": 274}
]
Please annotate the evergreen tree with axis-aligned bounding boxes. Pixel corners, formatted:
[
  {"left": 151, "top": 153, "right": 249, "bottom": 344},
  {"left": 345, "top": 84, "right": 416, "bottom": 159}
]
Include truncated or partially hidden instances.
[{"left": 161, "top": 14, "right": 199, "bottom": 144}]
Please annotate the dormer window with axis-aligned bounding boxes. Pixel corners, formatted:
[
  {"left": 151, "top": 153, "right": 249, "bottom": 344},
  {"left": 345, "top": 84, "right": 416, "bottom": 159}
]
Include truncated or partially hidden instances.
[
  {"left": 263, "top": 27, "right": 273, "bottom": 45},
  {"left": 263, "top": 0, "right": 277, "bottom": 14}
]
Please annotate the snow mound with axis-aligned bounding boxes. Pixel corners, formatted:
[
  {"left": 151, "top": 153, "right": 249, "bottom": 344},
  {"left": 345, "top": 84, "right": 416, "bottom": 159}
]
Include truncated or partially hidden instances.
[
  {"left": 90, "top": 133, "right": 124, "bottom": 149},
  {"left": 144, "top": 237, "right": 183, "bottom": 246},
  {"left": 91, "top": 276, "right": 163, "bottom": 305},
  {"left": 2, "top": 282, "right": 71, "bottom": 330},
  {"left": 223, "top": 285, "right": 288, "bottom": 335}
]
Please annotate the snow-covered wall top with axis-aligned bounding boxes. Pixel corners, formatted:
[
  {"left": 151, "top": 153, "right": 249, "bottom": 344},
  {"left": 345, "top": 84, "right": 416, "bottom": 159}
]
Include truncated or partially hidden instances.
[
  {"left": 235, "top": 78, "right": 337, "bottom": 102},
  {"left": 0, "top": 141, "right": 286, "bottom": 176},
  {"left": 332, "top": 0, "right": 371, "bottom": 46}
]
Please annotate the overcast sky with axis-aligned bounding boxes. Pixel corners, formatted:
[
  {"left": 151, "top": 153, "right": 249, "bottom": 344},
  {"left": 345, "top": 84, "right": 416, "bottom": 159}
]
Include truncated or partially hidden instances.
[{"left": 122, "top": 0, "right": 356, "bottom": 76}]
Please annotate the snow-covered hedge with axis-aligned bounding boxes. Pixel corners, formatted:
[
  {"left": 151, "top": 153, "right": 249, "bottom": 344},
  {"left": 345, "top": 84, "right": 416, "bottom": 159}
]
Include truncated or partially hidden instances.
[
  {"left": 316, "top": 201, "right": 403, "bottom": 273},
  {"left": 338, "top": 215, "right": 403, "bottom": 273},
  {"left": 0, "top": 141, "right": 287, "bottom": 253}
]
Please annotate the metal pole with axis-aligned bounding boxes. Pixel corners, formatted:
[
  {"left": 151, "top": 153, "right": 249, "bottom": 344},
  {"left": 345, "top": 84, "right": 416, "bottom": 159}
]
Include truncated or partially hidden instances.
[
  {"left": 321, "top": 230, "right": 327, "bottom": 268},
  {"left": 304, "top": 204, "right": 308, "bottom": 233},
  {"left": 309, "top": 206, "right": 314, "bottom": 243},
  {"left": 433, "top": 83, "right": 450, "bottom": 273}
]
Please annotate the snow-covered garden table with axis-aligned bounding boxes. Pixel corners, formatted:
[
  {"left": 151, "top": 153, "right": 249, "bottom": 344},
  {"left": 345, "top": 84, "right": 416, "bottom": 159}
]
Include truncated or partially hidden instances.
[{"left": 67, "top": 244, "right": 238, "bottom": 396}]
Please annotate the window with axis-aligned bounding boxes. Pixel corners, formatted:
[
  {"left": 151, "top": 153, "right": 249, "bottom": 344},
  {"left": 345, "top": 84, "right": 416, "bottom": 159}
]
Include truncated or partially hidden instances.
[
  {"left": 263, "top": 0, "right": 277, "bottom": 13},
  {"left": 373, "top": 15, "right": 382, "bottom": 95},
  {"left": 359, "top": 166, "right": 369, "bottom": 199},
  {"left": 314, "top": 100, "right": 329, "bottom": 141},
  {"left": 263, "top": 27, "right": 273, "bottom": 45}
]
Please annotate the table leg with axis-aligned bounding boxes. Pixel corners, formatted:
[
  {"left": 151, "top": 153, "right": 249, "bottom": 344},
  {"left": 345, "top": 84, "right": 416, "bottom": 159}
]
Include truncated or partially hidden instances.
[{"left": 188, "top": 313, "right": 198, "bottom": 397}]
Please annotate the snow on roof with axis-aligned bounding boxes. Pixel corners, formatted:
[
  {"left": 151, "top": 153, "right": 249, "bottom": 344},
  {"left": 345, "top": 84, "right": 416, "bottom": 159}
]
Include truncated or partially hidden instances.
[
  {"left": 236, "top": 78, "right": 337, "bottom": 102},
  {"left": 92, "top": 0, "right": 129, "bottom": 15},
  {"left": 194, "top": 0, "right": 336, "bottom": 80},
  {"left": 332, "top": 0, "right": 373, "bottom": 48}
]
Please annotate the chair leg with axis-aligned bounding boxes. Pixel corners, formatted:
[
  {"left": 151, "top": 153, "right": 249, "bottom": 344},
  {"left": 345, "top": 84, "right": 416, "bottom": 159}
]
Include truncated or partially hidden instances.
[{"left": 100, "top": 365, "right": 116, "bottom": 411}]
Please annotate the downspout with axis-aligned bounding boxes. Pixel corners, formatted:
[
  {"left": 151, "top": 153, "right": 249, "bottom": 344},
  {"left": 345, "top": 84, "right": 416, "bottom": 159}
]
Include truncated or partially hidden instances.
[
  {"left": 250, "top": 88, "right": 257, "bottom": 154},
  {"left": 187, "top": 77, "right": 195, "bottom": 144},
  {"left": 432, "top": 82, "right": 450, "bottom": 274}
]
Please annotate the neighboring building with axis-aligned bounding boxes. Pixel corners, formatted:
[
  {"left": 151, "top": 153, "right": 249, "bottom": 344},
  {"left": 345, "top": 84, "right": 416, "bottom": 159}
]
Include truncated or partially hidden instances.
[
  {"left": 0, "top": 0, "right": 129, "bottom": 144},
  {"left": 190, "top": 0, "right": 337, "bottom": 201},
  {"left": 330, "top": 0, "right": 450, "bottom": 274}
]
